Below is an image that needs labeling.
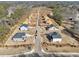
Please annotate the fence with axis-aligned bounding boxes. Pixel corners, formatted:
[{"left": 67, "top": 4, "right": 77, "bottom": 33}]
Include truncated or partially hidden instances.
[
  {"left": 0, "top": 44, "right": 34, "bottom": 48},
  {"left": 42, "top": 42, "right": 79, "bottom": 48}
]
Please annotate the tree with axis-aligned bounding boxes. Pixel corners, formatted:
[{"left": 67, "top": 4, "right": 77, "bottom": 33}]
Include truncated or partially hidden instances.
[
  {"left": 51, "top": 5, "right": 63, "bottom": 25},
  {"left": 54, "top": 6, "right": 63, "bottom": 25},
  {"left": 0, "top": 3, "right": 9, "bottom": 18},
  {"left": 10, "top": 8, "right": 25, "bottom": 19}
]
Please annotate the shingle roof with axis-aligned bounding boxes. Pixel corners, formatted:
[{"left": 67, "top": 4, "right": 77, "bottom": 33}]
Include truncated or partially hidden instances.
[
  {"left": 48, "top": 32, "right": 61, "bottom": 38},
  {"left": 46, "top": 24, "right": 58, "bottom": 30},
  {"left": 12, "top": 32, "right": 25, "bottom": 38}
]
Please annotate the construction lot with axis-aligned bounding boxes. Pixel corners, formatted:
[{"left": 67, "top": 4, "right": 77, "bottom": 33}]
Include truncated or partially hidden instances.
[
  {"left": 0, "top": 45, "right": 34, "bottom": 55},
  {"left": 0, "top": 15, "right": 36, "bottom": 55},
  {"left": 6, "top": 7, "right": 79, "bottom": 54},
  {"left": 40, "top": 16, "right": 79, "bottom": 53},
  {"left": 0, "top": 7, "right": 79, "bottom": 56},
  {"left": 5, "top": 26, "right": 35, "bottom": 45},
  {"left": 37, "top": 8, "right": 79, "bottom": 53}
]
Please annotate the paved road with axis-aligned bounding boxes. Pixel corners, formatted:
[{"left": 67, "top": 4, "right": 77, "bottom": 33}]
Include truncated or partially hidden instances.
[{"left": 34, "top": 8, "right": 44, "bottom": 56}]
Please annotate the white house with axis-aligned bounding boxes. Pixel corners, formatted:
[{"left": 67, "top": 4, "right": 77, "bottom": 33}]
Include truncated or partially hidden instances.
[
  {"left": 46, "top": 24, "right": 59, "bottom": 31},
  {"left": 19, "top": 24, "right": 28, "bottom": 31},
  {"left": 52, "top": 36, "right": 62, "bottom": 42},
  {"left": 47, "top": 32, "right": 62, "bottom": 42}
]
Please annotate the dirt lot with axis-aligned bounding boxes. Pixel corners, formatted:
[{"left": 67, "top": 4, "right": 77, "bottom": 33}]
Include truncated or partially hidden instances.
[
  {"left": 5, "top": 37, "right": 34, "bottom": 45},
  {"left": 42, "top": 45, "right": 79, "bottom": 53},
  {"left": 41, "top": 25, "right": 79, "bottom": 52},
  {"left": 1, "top": 26, "right": 35, "bottom": 55},
  {"left": 40, "top": 15, "right": 79, "bottom": 53},
  {"left": 2, "top": 16, "right": 36, "bottom": 55},
  {"left": 0, "top": 45, "right": 34, "bottom": 55},
  {"left": 5, "top": 27, "right": 35, "bottom": 45}
]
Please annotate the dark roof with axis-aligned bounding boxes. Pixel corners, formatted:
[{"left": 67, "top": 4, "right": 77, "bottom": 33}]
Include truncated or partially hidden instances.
[
  {"left": 51, "top": 32, "right": 61, "bottom": 38},
  {"left": 48, "top": 32, "right": 61, "bottom": 38},
  {"left": 12, "top": 32, "right": 25, "bottom": 38},
  {"left": 46, "top": 24, "right": 53, "bottom": 30},
  {"left": 20, "top": 24, "right": 28, "bottom": 28}
]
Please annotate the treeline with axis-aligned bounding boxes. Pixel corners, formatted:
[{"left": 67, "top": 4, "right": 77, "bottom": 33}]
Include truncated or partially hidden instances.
[
  {"left": 48, "top": 5, "right": 64, "bottom": 25},
  {"left": 0, "top": 3, "right": 10, "bottom": 18},
  {"left": 0, "top": 3, "right": 27, "bottom": 43}
]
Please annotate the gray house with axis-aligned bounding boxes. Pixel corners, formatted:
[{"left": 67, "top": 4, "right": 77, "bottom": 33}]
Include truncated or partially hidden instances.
[
  {"left": 12, "top": 32, "right": 26, "bottom": 41},
  {"left": 46, "top": 32, "right": 62, "bottom": 42}
]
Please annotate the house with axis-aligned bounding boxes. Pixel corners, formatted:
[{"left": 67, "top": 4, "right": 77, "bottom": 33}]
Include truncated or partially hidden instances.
[
  {"left": 45, "top": 24, "right": 59, "bottom": 31},
  {"left": 46, "top": 32, "right": 62, "bottom": 42},
  {"left": 12, "top": 32, "right": 26, "bottom": 41},
  {"left": 19, "top": 24, "right": 28, "bottom": 31}
]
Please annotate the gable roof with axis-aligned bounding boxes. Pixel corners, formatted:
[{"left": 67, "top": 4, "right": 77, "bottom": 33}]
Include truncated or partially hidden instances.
[
  {"left": 48, "top": 32, "right": 61, "bottom": 38},
  {"left": 46, "top": 24, "right": 58, "bottom": 30},
  {"left": 12, "top": 32, "right": 25, "bottom": 38}
]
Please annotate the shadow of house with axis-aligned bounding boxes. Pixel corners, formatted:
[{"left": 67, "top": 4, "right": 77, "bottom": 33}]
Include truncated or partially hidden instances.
[{"left": 46, "top": 34, "right": 52, "bottom": 42}]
